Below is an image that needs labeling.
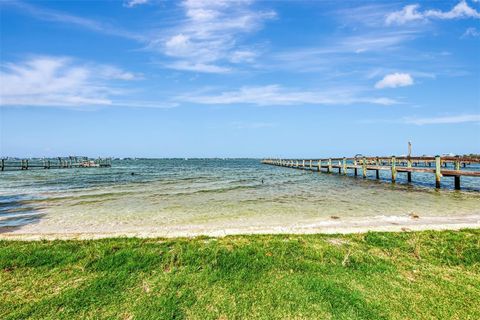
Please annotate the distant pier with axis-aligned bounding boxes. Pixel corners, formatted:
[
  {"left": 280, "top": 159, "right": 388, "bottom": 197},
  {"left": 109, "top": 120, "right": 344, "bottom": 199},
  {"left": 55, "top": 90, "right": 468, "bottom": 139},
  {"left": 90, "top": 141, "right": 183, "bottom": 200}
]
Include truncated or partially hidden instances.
[
  {"left": 1, "top": 157, "right": 112, "bottom": 171},
  {"left": 262, "top": 156, "right": 480, "bottom": 190}
]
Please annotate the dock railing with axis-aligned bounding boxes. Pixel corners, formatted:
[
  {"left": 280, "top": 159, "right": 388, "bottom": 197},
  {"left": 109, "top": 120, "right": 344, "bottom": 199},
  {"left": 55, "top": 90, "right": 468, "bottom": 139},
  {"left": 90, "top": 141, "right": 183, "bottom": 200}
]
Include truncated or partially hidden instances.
[{"left": 262, "top": 156, "right": 480, "bottom": 190}]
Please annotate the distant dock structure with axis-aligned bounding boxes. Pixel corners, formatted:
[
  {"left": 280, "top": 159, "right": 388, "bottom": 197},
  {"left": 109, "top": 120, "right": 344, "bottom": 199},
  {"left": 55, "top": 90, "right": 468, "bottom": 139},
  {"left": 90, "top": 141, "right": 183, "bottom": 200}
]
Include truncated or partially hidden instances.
[
  {"left": 262, "top": 155, "right": 480, "bottom": 190},
  {"left": 1, "top": 157, "right": 112, "bottom": 171}
]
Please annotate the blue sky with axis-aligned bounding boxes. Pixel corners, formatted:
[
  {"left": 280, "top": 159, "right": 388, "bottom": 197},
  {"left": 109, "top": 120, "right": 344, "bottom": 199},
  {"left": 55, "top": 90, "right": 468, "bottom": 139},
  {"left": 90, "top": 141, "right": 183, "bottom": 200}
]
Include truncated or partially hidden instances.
[{"left": 0, "top": 0, "right": 479, "bottom": 158}]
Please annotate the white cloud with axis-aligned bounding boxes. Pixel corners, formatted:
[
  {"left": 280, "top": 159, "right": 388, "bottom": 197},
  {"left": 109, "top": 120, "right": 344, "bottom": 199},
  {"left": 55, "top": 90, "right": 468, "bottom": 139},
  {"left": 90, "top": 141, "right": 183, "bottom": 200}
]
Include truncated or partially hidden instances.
[
  {"left": 386, "top": 1, "right": 480, "bottom": 25},
  {"left": 385, "top": 4, "right": 424, "bottom": 25},
  {"left": 176, "top": 85, "right": 398, "bottom": 106},
  {"left": 375, "top": 73, "right": 414, "bottom": 89},
  {"left": 425, "top": 1, "right": 480, "bottom": 19},
  {"left": 404, "top": 114, "right": 480, "bottom": 125},
  {"left": 124, "top": 0, "right": 149, "bottom": 8},
  {"left": 0, "top": 57, "right": 138, "bottom": 108},
  {"left": 150, "top": 0, "right": 275, "bottom": 73}
]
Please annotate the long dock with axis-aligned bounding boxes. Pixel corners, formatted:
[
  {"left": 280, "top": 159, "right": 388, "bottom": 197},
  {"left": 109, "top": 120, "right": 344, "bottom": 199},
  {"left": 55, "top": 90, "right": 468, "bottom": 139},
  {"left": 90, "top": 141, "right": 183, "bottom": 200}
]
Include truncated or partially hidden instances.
[
  {"left": 1, "top": 157, "right": 112, "bottom": 171},
  {"left": 262, "top": 156, "right": 480, "bottom": 190}
]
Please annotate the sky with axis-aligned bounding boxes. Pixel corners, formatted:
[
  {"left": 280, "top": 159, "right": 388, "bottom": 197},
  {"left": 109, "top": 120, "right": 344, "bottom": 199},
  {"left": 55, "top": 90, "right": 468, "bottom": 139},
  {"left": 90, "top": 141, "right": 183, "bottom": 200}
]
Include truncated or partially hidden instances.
[{"left": 0, "top": 0, "right": 479, "bottom": 158}]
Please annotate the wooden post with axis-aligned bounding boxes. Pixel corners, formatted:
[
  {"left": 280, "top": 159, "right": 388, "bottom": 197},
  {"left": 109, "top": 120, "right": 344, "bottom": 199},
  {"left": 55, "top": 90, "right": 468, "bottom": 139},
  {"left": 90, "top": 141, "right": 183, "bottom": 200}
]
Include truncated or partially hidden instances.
[
  {"left": 318, "top": 159, "right": 322, "bottom": 172},
  {"left": 454, "top": 157, "right": 461, "bottom": 190},
  {"left": 296, "top": 160, "right": 299, "bottom": 168},
  {"left": 338, "top": 160, "right": 341, "bottom": 173},
  {"left": 1, "top": 159, "right": 4, "bottom": 171},
  {"left": 362, "top": 157, "right": 367, "bottom": 178},
  {"left": 407, "top": 157, "right": 412, "bottom": 182},
  {"left": 342, "top": 157, "right": 347, "bottom": 175},
  {"left": 302, "top": 159, "right": 305, "bottom": 169},
  {"left": 328, "top": 158, "right": 332, "bottom": 173},
  {"left": 309, "top": 159, "right": 312, "bottom": 170},
  {"left": 391, "top": 156, "right": 397, "bottom": 183},
  {"left": 435, "top": 155, "right": 442, "bottom": 188},
  {"left": 375, "top": 157, "right": 379, "bottom": 179}
]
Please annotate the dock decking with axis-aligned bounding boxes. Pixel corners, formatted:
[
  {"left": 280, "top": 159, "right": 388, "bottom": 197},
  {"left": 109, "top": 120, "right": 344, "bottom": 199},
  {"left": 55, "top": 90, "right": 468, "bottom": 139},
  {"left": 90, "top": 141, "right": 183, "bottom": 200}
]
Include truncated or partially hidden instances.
[
  {"left": 262, "top": 156, "right": 480, "bottom": 190},
  {"left": 1, "top": 157, "right": 112, "bottom": 171}
]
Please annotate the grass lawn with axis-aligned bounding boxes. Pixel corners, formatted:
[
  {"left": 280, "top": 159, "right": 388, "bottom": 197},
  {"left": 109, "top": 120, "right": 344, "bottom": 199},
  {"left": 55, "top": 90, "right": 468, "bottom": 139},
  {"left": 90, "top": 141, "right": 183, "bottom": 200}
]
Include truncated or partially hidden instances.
[{"left": 1, "top": 229, "right": 479, "bottom": 319}]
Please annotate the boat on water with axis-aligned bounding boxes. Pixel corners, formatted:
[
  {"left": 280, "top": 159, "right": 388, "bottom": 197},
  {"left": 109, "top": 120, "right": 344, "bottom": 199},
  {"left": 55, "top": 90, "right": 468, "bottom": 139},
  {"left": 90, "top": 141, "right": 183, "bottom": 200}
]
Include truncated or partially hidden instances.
[{"left": 78, "top": 160, "right": 99, "bottom": 168}]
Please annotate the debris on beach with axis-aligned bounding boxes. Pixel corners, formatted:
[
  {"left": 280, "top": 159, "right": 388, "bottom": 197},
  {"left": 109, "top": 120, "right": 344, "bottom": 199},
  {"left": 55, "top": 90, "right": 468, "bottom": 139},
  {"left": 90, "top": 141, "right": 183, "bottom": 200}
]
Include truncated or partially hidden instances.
[{"left": 409, "top": 212, "right": 420, "bottom": 219}]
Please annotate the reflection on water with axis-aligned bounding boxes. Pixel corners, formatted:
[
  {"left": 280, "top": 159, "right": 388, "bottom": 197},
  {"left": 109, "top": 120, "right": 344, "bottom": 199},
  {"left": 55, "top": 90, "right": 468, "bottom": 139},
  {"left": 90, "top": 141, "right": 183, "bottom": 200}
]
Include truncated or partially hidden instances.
[{"left": 0, "top": 159, "right": 479, "bottom": 233}]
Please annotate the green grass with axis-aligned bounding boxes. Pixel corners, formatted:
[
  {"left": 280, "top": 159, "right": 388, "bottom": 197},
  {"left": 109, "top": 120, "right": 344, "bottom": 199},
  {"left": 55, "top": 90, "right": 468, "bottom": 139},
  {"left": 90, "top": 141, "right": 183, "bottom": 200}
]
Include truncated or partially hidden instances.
[{"left": 1, "top": 230, "right": 479, "bottom": 319}]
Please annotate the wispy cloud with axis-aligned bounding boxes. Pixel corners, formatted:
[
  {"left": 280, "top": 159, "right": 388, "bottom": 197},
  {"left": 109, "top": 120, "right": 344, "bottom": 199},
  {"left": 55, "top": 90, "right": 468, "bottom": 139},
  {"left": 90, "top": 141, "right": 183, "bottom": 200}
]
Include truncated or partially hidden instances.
[
  {"left": 375, "top": 73, "right": 414, "bottom": 89},
  {"left": 404, "top": 114, "right": 480, "bottom": 125},
  {"left": 462, "top": 27, "right": 480, "bottom": 37},
  {"left": 4, "top": 1, "right": 144, "bottom": 41},
  {"left": 148, "top": 0, "right": 275, "bottom": 73},
  {"left": 124, "top": 0, "right": 149, "bottom": 8},
  {"left": 274, "top": 31, "right": 416, "bottom": 62},
  {"left": 176, "top": 85, "right": 398, "bottom": 106},
  {"left": 0, "top": 56, "right": 140, "bottom": 108},
  {"left": 386, "top": 1, "right": 480, "bottom": 25}
]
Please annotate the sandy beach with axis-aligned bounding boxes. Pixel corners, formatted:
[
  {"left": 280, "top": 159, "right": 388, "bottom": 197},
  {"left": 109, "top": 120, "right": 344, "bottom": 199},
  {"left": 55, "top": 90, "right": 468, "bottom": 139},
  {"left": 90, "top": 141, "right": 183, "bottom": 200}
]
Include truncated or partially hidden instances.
[{"left": 2, "top": 213, "right": 479, "bottom": 241}]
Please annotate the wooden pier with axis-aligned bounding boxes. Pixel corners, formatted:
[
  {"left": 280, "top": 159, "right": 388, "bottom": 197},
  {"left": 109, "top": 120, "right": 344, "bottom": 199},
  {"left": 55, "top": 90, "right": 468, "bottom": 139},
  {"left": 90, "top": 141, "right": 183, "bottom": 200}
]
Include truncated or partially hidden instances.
[
  {"left": 262, "top": 156, "right": 480, "bottom": 190},
  {"left": 1, "top": 157, "right": 112, "bottom": 171}
]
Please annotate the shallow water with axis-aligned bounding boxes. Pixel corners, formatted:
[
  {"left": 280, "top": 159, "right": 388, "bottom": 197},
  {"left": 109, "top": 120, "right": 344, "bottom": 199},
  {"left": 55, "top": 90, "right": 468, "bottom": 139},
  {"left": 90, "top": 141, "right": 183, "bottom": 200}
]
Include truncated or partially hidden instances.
[{"left": 1, "top": 159, "right": 479, "bottom": 234}]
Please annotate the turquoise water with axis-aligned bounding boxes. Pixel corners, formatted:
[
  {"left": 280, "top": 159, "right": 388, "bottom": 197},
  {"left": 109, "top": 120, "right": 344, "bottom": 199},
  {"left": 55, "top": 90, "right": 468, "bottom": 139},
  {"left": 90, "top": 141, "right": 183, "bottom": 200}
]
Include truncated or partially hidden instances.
[{"left": 1, "top": 159, "right": 479, "bottom": 234}]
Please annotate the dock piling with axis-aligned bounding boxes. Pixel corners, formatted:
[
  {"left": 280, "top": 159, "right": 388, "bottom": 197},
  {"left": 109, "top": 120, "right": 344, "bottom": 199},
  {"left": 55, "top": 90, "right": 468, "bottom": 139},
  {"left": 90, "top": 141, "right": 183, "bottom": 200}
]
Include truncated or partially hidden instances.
[
  {"left": 362, "top": 157, "right": 367, "bottom": 178},
  {"left": 391, "top": 156, "right": 397, "bottom": 183},
  {"left": 454, "top": 157, "right": 461, "bottom": 190},
  {"left": 435, "top": 156, "right": 442, "bottom": 188},
  {"left": 407, "top": 157, "right": 412, "bottom": 182}
]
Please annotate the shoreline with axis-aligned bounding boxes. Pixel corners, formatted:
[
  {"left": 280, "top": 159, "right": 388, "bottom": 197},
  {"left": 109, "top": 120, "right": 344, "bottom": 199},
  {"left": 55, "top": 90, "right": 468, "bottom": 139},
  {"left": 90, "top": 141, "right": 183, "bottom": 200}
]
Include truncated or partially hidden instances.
[{"left": 1, "top": 213, "right": 479, "bottom": 241}]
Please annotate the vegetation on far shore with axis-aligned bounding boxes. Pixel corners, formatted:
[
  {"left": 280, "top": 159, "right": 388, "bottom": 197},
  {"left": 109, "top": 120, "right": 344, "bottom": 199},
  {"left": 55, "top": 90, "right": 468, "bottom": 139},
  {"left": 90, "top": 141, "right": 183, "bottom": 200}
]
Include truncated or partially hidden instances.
[{"left": 1, "top": 229, "right": 479, "bottom": 319}]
